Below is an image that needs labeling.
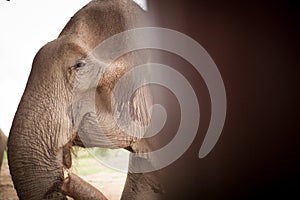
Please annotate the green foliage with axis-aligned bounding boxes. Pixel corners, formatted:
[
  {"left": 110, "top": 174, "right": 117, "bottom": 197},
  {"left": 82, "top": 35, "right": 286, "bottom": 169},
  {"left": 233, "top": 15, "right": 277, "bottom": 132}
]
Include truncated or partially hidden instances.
[
  {"left": 71, "top": 147, "right": 116, "bottom": 176},
  {"left": 92, "top": 148, "right": 110, "bottom": 157},
  {"left": 72, "top": 147, "right": 111, "bottom": 158},
  {"left": 3, "top": 150, "right": 7, "bottom": 161}
]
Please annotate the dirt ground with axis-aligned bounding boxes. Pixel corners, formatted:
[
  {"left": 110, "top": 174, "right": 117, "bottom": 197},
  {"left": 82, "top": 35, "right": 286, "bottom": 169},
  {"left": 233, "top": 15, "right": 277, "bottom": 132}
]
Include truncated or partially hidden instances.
[
  {"left": 0, "top": 160, "right": 17, "bottom": 200},
  {"left": 0, "top": 159, "right": 127, "bottom": 200}
]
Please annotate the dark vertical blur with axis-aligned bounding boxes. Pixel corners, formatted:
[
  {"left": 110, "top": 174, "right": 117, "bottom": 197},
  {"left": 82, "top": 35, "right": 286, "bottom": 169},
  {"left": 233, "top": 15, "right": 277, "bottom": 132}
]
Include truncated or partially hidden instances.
[{"left": 147, "top": 0, "right": 300, "bottom": 199}]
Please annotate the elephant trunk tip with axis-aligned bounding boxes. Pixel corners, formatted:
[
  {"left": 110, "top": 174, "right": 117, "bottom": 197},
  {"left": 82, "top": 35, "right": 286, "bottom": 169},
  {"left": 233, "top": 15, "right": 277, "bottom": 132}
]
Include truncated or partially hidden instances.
[{"left": 61, "top": 172, "right": 108, "bottom": 200}]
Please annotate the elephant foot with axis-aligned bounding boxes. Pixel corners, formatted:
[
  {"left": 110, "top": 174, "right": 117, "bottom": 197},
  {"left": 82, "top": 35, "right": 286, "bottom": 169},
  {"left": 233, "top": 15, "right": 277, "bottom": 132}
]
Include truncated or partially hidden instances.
[{"left": 61, "top": 171, "right": 108, "bottom": 200}]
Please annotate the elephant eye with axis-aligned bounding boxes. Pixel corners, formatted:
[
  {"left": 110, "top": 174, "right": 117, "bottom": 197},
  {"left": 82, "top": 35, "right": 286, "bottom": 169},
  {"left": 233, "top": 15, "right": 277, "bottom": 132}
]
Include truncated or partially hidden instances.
[{"left": 73, "top": 60, "right": 86, "bottom": 69}]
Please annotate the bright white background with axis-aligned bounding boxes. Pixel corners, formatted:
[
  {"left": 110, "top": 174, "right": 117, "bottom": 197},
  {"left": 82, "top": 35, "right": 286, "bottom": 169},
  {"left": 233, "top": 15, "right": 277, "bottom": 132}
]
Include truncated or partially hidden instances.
[{"left": 0, "top": 0, "right": 147, "bottom": 136}]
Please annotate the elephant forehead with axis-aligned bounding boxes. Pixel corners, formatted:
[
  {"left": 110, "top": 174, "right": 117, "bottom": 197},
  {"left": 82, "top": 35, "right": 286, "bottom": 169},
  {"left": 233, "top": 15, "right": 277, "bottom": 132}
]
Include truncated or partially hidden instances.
[
  {"left": 34, "top": 38, "right": 89, "bottom": 68},
  {"left": 58, "top": 0, "right": 146, "bottom": 50},
  {"left": 53, "top": 38, "right": 90, "bottom": 59}
]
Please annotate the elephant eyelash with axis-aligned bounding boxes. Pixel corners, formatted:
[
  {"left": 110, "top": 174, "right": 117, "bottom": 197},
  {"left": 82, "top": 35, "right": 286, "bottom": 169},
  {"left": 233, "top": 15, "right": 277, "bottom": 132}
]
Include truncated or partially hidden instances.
[{"left": 72, "top": 60, "right": 86, "bottom": 70}]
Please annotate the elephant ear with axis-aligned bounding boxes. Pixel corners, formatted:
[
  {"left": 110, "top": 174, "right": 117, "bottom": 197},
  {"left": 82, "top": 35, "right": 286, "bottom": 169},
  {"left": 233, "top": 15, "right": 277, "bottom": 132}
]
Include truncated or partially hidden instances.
[{"left": 129, "top": 84, "right": 152, "bottom": 132}]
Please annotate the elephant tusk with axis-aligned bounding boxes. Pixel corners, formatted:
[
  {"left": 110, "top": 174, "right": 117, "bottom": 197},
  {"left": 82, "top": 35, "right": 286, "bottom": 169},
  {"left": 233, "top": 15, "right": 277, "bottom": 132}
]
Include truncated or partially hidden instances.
[{"left": 61, "top": 172, "right": 108, "bottom": 200}]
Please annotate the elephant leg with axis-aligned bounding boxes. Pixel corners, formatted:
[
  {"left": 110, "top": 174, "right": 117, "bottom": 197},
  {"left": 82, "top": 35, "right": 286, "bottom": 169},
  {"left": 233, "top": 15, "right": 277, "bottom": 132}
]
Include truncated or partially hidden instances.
[{"left": 121, "top": 140, "right": 165, "bottom": 200}]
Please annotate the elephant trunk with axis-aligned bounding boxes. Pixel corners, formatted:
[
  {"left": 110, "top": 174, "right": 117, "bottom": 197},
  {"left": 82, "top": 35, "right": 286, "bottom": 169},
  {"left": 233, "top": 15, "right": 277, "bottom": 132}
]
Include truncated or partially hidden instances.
[
  {"left": 7, "top": 57, "right": 73, "bottom": 199},
  {"left": 7, "top": 37, "right": 110, "bottom": 199},
  {"left": 61, "top": 172, "right": 108, "bottom": 200},
  {"left": 8, "top": 98, "right": 69, "bottom": 199}
]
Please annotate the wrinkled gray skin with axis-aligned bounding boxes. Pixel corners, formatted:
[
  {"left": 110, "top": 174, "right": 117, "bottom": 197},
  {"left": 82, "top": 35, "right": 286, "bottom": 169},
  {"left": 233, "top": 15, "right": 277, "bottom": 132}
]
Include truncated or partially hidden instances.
[
  {"left": 8, "top": 0, "right": 163, "bottom": 199},
  {"left": 0, "top": 128, "right": 7, "bottom": 176}
]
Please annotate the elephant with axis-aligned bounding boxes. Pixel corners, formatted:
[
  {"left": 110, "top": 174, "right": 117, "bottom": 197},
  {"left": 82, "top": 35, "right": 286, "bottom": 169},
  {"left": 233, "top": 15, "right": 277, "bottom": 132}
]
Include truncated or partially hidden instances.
[
  {"left": 0, "top": 128, "right": 7, "bottom": 175},
  {"left": 9, "top": 0, "right": 300, "bottom": 199},
  {"left": 8, "top": 0, "right": 163, "bottom": 199}
]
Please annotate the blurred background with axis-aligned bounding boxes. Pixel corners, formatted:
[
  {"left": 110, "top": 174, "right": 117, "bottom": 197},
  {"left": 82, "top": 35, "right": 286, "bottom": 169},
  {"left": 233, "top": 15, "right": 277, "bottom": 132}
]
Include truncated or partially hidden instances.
[{"left": 147, "top": 0, "right": 300, "bottom": 199}]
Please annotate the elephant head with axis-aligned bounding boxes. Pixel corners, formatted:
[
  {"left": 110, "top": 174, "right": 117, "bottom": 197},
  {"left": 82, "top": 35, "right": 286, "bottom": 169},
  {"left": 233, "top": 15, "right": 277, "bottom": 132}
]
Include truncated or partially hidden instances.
[{"left": 8, "top": 0, "right": 156, "bottom": 199}]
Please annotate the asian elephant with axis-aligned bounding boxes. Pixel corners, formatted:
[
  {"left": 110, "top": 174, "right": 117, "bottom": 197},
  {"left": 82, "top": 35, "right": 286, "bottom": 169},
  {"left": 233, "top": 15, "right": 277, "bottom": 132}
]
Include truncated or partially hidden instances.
[
  {"left": 0, "top": 128, "right": 7, "bottom": 175},
  {"left": 8, "top": 0, "right": 163, "bottom": 199}
]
